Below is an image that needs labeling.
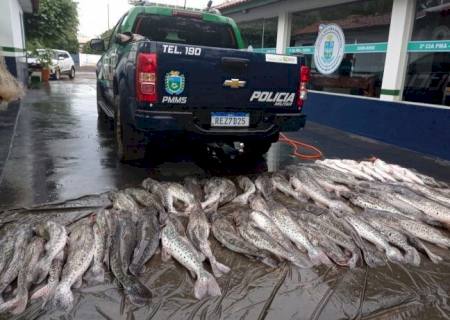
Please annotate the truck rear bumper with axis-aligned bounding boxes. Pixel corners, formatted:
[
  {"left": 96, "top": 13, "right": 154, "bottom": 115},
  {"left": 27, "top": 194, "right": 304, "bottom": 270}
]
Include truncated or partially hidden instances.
[{"left": 134, "top": 109, "right": 306, "bottom": 140}]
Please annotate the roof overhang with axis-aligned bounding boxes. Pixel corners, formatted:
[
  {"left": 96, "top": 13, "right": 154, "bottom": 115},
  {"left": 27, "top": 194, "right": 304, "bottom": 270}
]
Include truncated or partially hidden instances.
[
  {"left": 217, "top": 0, "right": 279, "bottom": 15},
  {"left": 19, "top": 0, "right": 39, "bottom": 13}
]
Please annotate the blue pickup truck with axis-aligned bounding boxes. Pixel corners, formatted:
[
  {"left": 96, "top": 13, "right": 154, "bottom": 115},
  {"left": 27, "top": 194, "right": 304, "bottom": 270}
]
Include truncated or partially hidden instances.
[{"left": 91, "top": 3, "right": 310, "bottom": 162}]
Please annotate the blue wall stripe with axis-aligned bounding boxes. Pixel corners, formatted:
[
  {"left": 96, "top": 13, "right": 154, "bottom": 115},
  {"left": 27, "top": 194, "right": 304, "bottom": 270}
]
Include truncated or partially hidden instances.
[{"left": 304, "top": 92, "right": 450, "bottom": 161}]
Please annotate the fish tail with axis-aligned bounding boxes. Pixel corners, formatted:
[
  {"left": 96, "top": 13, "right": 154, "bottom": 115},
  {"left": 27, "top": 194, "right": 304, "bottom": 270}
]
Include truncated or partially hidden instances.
[
  {"left": 210, "top": 260, "right": 230, "bottom": 278},
  {"left": 194, "top": 271, "right": 221, "bottom": 299},
  {"left": 124, "top": 277, "right": 152, "bottom": 306},
  {"left": 89, "top": 264, "right": 105, "bottom": 284},
  {"left": 0, "top": 297, "right": 20, "bottom": 314},
  {"left": 10, "top": 295, "right": 28, "bottom": 315},
  {"left": 53, "top": 283, "right": 74, "bottom": 311},
  {"left": 405, "top": 249, "right": 421, "bottom": 267},
  {"left": 34, "top": 258, "right": 52, "bottom": 284}
]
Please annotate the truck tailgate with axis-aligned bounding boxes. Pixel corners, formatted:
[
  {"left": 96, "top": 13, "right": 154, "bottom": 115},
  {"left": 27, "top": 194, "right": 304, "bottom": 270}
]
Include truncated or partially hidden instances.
[{"left": 155, "top": 43, "right": 300, "bottom": 111}]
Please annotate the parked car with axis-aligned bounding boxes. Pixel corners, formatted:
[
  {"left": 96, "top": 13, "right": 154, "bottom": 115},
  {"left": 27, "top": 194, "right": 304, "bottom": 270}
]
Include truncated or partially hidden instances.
[
  {"left": 28, "top": 49, "right": 76, "bottom": 80},
  {"left": 91, "top": 3, "right": 310, "bottom": 162}
]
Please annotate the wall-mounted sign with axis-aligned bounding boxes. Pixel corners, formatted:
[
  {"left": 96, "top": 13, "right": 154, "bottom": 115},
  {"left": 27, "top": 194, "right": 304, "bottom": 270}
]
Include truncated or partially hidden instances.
[{"left": 313, "top": 24, "right": 345, "bottom": 75}]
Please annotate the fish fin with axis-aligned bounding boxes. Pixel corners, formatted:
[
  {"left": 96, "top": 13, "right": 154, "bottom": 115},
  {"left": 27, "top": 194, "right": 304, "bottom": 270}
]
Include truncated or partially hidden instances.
[
  {"left": 309, "top": 250, "right": 333, "bottom": 266},
  {"left": 161, "top": 247, "right": 172, "bottom": 262},
  {"left": 260, "top": 257, "right": 279, "bottom": 268},
  {"left": 210, "top": 261, "right": 231, "bottom": 278},
  {"left": 30, "top": 284, "right": 50, "bottom": 301}
]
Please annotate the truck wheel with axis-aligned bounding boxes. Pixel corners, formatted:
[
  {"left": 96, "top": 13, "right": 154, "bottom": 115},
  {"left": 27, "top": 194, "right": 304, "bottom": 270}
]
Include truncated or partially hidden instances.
[
  {"left": 96, "top": 84, "right": 108, "bottom": 121},
  {"left": 114, "top": 96, "right": 146, "bottom": 162},
  {"left": 69, "top": 67, "right": 75, "bottom": 79}
]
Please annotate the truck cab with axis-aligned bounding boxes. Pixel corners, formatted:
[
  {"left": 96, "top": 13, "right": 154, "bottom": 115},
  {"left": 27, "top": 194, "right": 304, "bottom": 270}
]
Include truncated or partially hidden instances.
[{"left": 92, "top": 3, "right": 310, "bottom": 162}]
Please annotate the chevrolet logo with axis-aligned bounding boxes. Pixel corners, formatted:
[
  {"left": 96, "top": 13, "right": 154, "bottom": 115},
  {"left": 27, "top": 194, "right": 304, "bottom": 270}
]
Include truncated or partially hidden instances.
[{"left": 223, "top": 79, "right": 246, "bottom": 89}]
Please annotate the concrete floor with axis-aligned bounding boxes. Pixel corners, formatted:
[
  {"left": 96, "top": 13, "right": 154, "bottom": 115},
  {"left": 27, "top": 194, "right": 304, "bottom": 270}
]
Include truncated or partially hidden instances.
[{"left": 0, "top": 72, "right": 449, "bottom": 210}]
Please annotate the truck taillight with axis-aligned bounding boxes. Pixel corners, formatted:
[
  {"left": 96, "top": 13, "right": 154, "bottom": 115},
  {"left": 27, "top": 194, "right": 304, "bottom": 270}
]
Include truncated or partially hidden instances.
[
  {"left": 297, "top": 65, "right": 310, "bottom": 110},
  {"left": 136, "top": 53, "right": 157, "bottom": 103}
]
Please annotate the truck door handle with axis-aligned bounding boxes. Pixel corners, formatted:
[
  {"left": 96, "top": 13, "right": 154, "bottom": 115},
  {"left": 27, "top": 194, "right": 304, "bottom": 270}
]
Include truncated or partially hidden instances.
[{"left": 221, "top": 57, "right": 249, "bottom": 73}]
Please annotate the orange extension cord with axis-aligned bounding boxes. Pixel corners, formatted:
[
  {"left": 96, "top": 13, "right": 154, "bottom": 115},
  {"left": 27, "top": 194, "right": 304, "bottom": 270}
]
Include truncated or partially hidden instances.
[{"left": 279, "top": 133, "right": 323, "bottom": 160}]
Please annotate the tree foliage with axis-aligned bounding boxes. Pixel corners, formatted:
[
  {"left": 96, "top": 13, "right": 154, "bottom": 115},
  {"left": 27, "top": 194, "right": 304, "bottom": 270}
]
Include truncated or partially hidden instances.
[
  {"left": 25, "top": 0, "right": 79, "bottom": 53},
  {"left": 81, "top": 28, "right": 113, "bottom": 54}
]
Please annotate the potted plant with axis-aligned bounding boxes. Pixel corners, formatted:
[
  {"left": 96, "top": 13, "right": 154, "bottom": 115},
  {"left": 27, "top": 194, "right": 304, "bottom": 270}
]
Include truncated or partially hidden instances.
[{"left": 32, "top": 49, "right": 53, "bottom": 82}]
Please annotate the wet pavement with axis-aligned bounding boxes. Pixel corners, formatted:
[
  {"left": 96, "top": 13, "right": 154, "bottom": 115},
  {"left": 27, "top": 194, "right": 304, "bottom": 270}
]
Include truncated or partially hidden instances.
[
  {"left": 0, "top": 71, "right": 449, "bottom": 210},
  {"left": 1, "top": 72, "right": 450, "bottom": 320}
]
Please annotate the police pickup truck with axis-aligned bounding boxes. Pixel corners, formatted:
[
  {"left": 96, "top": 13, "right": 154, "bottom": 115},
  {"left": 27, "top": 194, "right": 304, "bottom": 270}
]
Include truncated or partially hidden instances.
[{"left": 91, "top": 2, "right": 310, "bottom": 162}]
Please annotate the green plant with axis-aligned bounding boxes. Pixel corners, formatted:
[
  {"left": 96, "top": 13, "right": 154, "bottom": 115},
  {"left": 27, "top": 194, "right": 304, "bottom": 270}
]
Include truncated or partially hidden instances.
[{"left": 32, "top": 48, "right": 54, "bottom": 69}]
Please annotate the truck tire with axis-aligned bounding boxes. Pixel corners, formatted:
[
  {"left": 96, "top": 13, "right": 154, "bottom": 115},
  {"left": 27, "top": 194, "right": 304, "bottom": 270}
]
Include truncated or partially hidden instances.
[
  {"left": 69, "top": 67, "right": 75, "bottom": 79},
  {"left": 96, "top": 84, "right": 108, "bottom": 121},
  {"left": 114, "top": 95, "right": 146, "bottom": 162}
]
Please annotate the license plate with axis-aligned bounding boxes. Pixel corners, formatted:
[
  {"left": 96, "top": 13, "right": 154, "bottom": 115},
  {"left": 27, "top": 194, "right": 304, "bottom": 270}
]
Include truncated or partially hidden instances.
[{"left": 211, "top": 112, "right": 250, "bottom": 127}]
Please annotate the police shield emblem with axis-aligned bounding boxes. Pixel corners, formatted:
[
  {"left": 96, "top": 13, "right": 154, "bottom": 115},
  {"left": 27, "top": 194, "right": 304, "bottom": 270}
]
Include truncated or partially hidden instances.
[
  {"left": 165, "top": 71, "right": 185, "bottom": 95},
  {"left": 323, "top": 35, "right": 334, "bottom": 61}
]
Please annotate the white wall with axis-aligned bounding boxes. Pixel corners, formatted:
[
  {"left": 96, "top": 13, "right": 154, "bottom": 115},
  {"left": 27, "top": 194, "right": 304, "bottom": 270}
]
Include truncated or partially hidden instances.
[
  {"left": 0, "top": 0, "right": 26, "bottom": 56},
  {"left": 79, "top": 53, "right": 101, "bottom": 66}
]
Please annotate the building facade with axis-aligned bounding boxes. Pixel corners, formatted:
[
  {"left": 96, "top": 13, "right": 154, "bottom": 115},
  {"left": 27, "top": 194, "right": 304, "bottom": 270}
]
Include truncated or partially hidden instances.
[
  {"left": 218, "top": 0, "right": 450, "bottom": 107},
  {"left": 0, "top": 0, "right": 39, "bottom": 84}
]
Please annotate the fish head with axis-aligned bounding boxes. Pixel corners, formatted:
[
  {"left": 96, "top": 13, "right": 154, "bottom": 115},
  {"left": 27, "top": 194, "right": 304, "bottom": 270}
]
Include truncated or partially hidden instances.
[
  {"left": 248, "top": 194, "right": 268, "bottom": 214},
  {"left": 386, "top": 247, "right": 404, "bottom": 263}
]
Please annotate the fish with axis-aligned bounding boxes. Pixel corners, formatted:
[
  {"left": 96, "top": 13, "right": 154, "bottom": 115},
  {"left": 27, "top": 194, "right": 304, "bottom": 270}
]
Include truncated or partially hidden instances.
[
  {"left": 210, "top": 213, "right": 275, "bottom": 265},
  {"left": 30, "top": 250, "right": 65, "bottom": 307},
  {"left": 232, "top": 176, "right": 256, "bottom": 205},
  {"left": 86, "top": 210, "right": 108, "bottom": 284},
  {"left": 129, "top": 206, "right": 160, "bottom": 276},
  {"left": 111, "top": 191, "right": 142, "bottom": 222},
  {"left": 408, "top": 237, "right": 443, "bottom": 264},
  {"left": 271, "top": 173, "right": 306, "bottom": 201},
  {"left": 162, "top": 182, "right": 197, "bottom": 214},
  {"left": 362, "top": 214, "right": 421, "bottom": 266},
  {"left": 0, "top": 237, "right": 45, "bottom": 314},
  {"left": 184, "top": 177, "right": 204, "bottom": 204},
  {"left": 348, "top": 192, "right": 403, "bottom": 215},
  {"left": 161, "top": 219, "right": 221, "bottom": 299},
  {"left": 403, "top": 183, "right": 450, "bottom": 208},
  {"left": 187, "top": 205, "right": 230, "bottom": 277},
  {"left": 290, "top": 171, "right": 354, "bottom": 214},
  {"left": 33, "top": 221, "right": 67, "bottom": 284},
  {"left": 102, "top": 209, "right": 118, "bottom": 270},
  {"left": 234, "top": 212, "right": 312, "bottom": 268},
  {"left": 202, "top": 177, "right": 237, "bottom": 212},
  {"left": 249, "top": 195, "right": 331, "bottom": 266},
  {"left": 343, "top": 214, "right": 403, "bottom": 263},
  {"left": 125, "top": 187, "right": 165, "bottom": 213},
  {"left": 299, "top": 214, "right": 360, "bottom": 268},
  {"left": 0, "top": 227, "right": 32, "bottom": 299},
  {"left": 53, "top": 222, "right": 95, "bottom": 311},
  {"left": 249, "top": 210, "right": 295, "bottom": 252},
  {"left": 320, "top": 159, "right": 375, "bottom": 181},
  {"left": 0, "top": 231, "right": 16, "bottom": 278},
  {"left": 395, "top": 193, "right": 450, "bottom": 225},
  {"left": 110, "top": 216, "right": 152, "bottom": 305},
  {"left": 254, "top": 174, "right": 275, "bottom": 200},
  {"left": 397, "top": 219, "right": 450, "bottom": 248}
]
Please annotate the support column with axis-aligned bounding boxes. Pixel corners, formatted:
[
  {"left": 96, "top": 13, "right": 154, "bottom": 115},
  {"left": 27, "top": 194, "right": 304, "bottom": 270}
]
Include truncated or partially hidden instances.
[
  {"left": 380, "top": 0, "right": 416, "bottom": 101},
  {"left": 275, "top": 11, "right": 292, "bottom": 54}
]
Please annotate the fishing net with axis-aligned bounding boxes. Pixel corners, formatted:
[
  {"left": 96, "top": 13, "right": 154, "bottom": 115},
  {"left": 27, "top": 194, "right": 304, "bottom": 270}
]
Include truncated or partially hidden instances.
[{"left": 0, "top": 56, "right": 24, "bottom": 103}]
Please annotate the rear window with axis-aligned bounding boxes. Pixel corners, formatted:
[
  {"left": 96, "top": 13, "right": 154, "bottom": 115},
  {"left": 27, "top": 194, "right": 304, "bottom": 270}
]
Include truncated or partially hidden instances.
[{"left": 133, "top": 14, "right": 238, "bottom": 49}]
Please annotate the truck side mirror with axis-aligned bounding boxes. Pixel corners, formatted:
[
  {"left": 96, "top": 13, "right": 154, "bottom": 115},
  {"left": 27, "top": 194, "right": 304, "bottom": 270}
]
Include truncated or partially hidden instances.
[{"left": 90, "top": 39, "right": 105, "bottom": 52}]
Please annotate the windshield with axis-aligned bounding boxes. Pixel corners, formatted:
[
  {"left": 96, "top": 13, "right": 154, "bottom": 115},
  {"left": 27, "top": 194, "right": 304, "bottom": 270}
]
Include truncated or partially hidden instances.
[{"left": 133, "top": 14, "right": 238, "bottom": 49}]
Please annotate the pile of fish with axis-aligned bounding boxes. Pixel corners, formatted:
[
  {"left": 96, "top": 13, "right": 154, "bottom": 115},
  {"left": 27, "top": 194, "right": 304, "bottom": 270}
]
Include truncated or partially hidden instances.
[{"left": 1, "top": 158, "right": 450, "bottom": 315}]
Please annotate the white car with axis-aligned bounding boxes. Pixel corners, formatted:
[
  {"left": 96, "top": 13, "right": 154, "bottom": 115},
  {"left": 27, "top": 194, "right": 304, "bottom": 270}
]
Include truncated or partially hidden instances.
[{"left": 28, "top": 49, "right": 76, "bottom": 80}]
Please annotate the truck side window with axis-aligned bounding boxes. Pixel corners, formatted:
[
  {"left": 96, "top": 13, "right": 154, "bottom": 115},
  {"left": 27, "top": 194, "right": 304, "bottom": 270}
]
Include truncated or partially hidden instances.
[
  {"left": 132, "top": 14, "right": 238, "bottom": 49},
  {"left": 107, "top": 13, "right": 128, "bottom": 49}
]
